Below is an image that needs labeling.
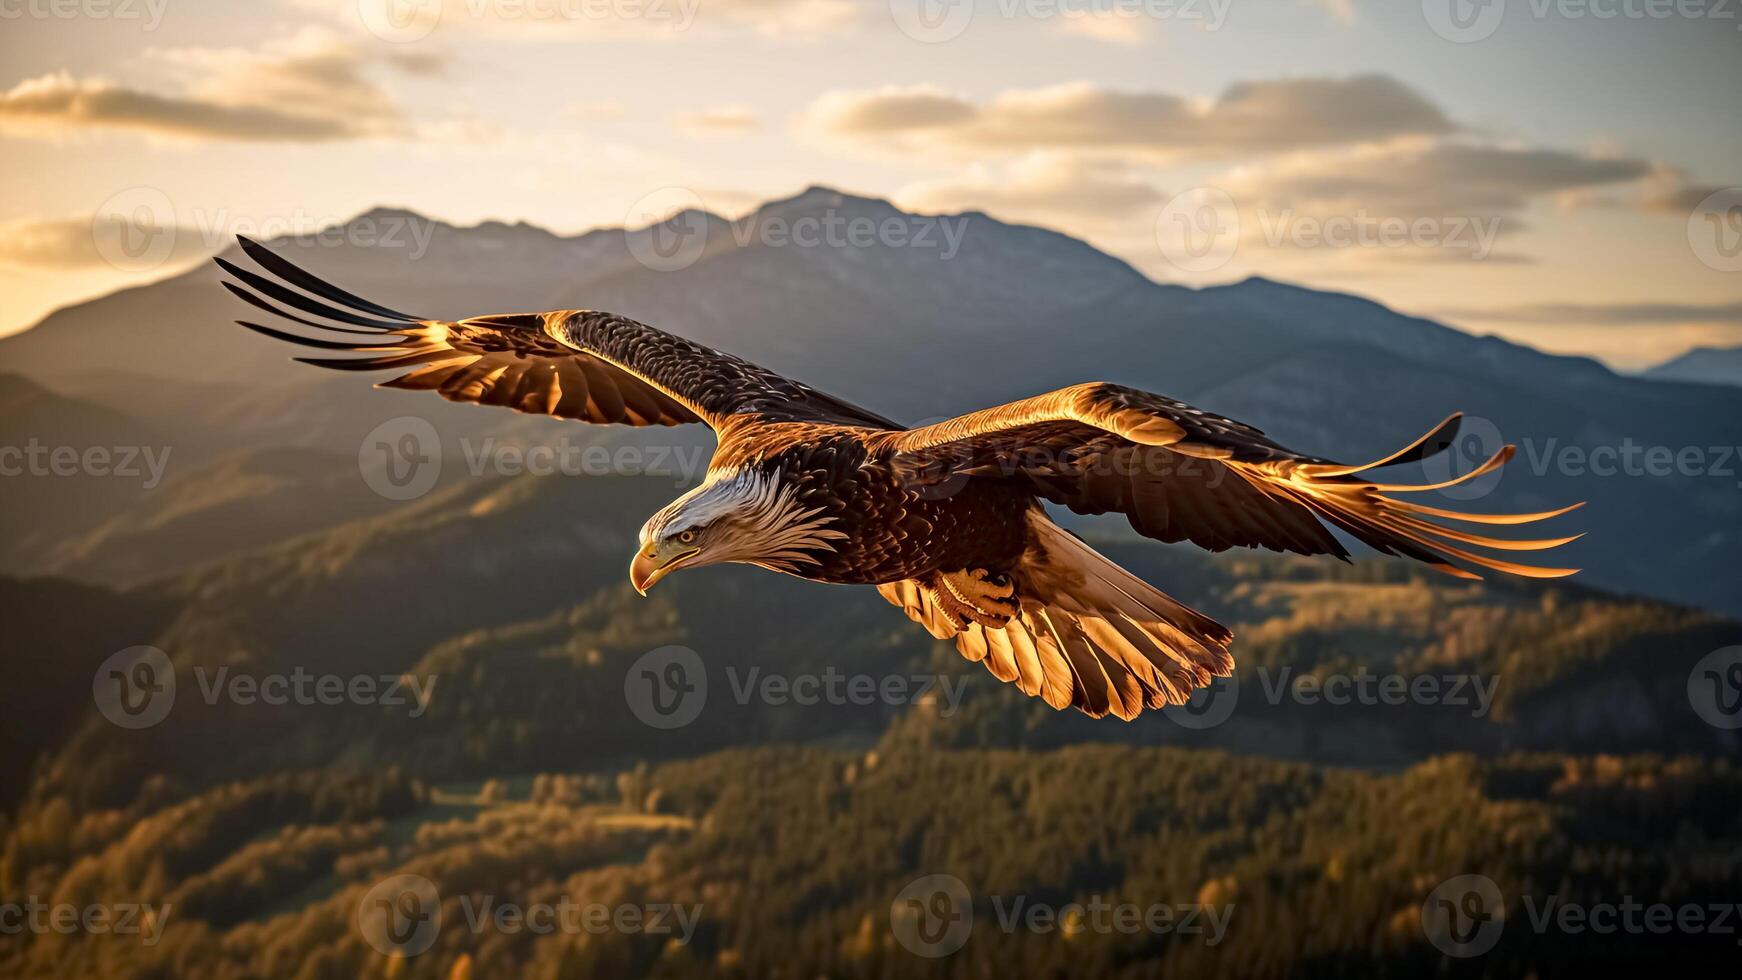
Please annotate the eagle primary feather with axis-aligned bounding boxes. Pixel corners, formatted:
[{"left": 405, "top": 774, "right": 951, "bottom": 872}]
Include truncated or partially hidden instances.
[{"left": 219, "top": 237, "right": 1583, "bottom": 721}]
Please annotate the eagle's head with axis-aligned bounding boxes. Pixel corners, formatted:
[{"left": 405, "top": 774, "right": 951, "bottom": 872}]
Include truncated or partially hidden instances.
[{"left": 630, "top": 467, "right": 845, "bottom": 594}]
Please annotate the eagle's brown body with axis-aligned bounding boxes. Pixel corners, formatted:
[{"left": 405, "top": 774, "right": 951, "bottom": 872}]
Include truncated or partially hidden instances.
[
  {"left": 711, "top": 420, "right": 1034, "bottom": 585},
  {"left": 219, "top": 237, "right": 1583, "bottom": 720}
]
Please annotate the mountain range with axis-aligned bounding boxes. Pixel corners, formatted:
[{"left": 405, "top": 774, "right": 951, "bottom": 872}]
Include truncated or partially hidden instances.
[
  {"left": 4, "top": 187, "right": 1742, "bottom": 979},
  {"left": 1644, "top": 344, "right": 1742, "bottom": 386},
  {"left": 2, "top": 186, "right": 1736, "bottom": 613}
]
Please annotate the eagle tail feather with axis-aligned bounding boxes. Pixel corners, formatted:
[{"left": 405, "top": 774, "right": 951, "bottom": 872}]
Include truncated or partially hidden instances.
[{"left": 1003, "top": 512, "right": 1234, "bottom": 720}]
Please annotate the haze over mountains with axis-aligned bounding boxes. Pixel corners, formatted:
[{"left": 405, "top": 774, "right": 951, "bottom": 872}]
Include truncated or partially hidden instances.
[
  {"left": 1644, "top": 345, "right": 1742, "bottom": 387},
  {"left": 2, "top": 186, "right": 1736, "bottom": 613},
  {"left": 4, "top": 188, "right": 1742, "bottom": 979}
]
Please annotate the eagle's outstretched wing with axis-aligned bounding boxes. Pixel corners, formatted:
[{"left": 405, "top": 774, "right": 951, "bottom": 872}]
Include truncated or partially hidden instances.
[
  {"left": 218, "top": 237, "right": 900, "bottom": 431},
  {"left": 881, "top": 382, "right": 1583, "bottom": 580}
]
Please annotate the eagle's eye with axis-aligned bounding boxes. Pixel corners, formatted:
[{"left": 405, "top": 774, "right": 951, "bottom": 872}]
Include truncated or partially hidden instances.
[{"left": 677, "top": 529, "right": 698, "bottom": 545}]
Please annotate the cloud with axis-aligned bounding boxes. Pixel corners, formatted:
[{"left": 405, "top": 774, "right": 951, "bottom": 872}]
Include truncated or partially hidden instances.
[
  {"left": 1057, "top": 11, "right": 1151, "bottom": 45},
  {"left": 0, "top": 28, "right": 445, "bottom": 143},
  {"left": 1431, "top": 301, "right": 1742, "bottom": 326},
  {"left": 321, "top": 0, "right": 854, "bottom": 41},
  {"left": 0, "top": 214, "right": 208, "bottom": 269},
  {"left": 800, "top": 75, "right": 1454, "bottom": 159},
  {"left": 1636, "top": 165, "right": 1735, "bottom": 214},
  {"left": 673, "top": 106, "right": 760, "bottom": 137},
  {"left": 1221, "top": 139, "right": 1655, "bottom": 216}
]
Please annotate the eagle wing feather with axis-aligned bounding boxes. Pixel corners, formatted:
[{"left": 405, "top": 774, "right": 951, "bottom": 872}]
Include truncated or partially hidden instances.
[
  {"left": 884, "top": 382, "right": 1582, "bottom": 581},
  {"left": 219, "top": 236, "right": 898, "bottom": 431}
]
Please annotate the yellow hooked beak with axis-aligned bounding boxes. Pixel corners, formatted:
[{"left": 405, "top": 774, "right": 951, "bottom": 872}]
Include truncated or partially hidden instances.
[{"left": 630, "top": 543, "right": 701, "bottom": 596}]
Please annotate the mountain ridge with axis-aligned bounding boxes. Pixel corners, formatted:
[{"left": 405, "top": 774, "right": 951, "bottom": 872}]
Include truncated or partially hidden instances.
[{"left": 0, "top": 188, "right": 1737, "bottom": 614}]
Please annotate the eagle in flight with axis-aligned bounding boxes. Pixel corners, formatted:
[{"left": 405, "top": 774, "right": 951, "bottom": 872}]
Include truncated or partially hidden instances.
[{"left": 219, "top": 237, "right": 1582, "bottom": 721}]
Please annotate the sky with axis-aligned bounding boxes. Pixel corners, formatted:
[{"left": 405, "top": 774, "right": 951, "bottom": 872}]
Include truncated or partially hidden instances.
[{"left": 0, "top": 0, "right": 1737, "bottom": 370}]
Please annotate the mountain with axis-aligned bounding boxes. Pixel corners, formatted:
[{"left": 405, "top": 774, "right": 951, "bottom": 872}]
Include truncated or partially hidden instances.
[
  {"left": 3, "top": 467, "right": 1739, "bottom": 977},
  {"left": 1, "top": 186, "right": 1738, "bottom": 615},
  {"left": 1644, "top": 344, "right": 1742, "bottom": 386},
  {"left": 33, "top": 445, "right": 404, "bottom": 586},
  {"left": 14, "top": 468, "right": 1737, "bottom": 815}
]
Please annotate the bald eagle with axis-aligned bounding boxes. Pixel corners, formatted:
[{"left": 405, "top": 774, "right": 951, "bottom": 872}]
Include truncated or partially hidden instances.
[{"left": 219, "top": 237, "right": 1581, "bottom": 720}]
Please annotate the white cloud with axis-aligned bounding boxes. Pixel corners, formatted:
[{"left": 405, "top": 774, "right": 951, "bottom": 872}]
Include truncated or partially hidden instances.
[
  {"left": 673, "top": 105, "right": 760, "bottom": 137},
  {"left": 0, "top": 28, "right": 447, "bottom": 143},
  {"left": 1057, "top": 10, "right": 1151, "bottom": 45},
  {"left": 800, "top": 76, "right": 1455, "bottom": 159}
]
